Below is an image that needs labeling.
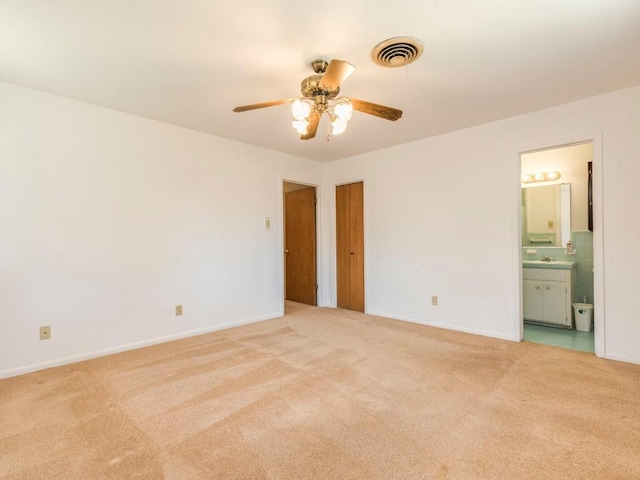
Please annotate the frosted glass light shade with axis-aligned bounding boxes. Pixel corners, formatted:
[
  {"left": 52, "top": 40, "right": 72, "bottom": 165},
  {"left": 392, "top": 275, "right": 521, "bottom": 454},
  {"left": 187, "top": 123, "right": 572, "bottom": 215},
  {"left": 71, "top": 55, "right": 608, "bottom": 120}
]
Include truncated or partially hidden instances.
[
  {"left": 330, "top": 119, "right": 347, "bottom": 135},
  {"left": 291, "top": 99, "right": 311, "bottom": 121},
  {"left": 333, "top": 98, "right": 353, "bottom": 121},
  {"left": 292, "top": 119, "right": 309, "bottom": 134}
]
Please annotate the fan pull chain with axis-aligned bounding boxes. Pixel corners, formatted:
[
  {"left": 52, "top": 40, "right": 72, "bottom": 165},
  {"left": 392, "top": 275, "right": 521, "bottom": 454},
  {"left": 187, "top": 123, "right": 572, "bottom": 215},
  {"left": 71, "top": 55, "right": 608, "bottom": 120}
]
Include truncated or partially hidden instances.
[{"left": 326, "top": 119, "right": 331, "bottom": 141}]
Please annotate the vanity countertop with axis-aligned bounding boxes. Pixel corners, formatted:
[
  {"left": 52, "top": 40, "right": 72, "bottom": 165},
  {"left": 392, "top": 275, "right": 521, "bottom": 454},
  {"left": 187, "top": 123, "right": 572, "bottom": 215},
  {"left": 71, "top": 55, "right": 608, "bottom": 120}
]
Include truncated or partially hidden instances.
[{"left": 523, "top": 260, "right": 576, "bottom": 270}]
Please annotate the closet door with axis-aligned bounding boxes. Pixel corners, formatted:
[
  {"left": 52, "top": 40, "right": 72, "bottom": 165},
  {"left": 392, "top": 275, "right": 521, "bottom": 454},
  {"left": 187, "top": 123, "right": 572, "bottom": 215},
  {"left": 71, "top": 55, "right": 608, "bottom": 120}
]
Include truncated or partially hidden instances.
[
  {"left": 336, "top": 182, "right": 364, "bottom": 312},
  {"left": 336, "top": 184, "right": 351, "bottom": 309}
]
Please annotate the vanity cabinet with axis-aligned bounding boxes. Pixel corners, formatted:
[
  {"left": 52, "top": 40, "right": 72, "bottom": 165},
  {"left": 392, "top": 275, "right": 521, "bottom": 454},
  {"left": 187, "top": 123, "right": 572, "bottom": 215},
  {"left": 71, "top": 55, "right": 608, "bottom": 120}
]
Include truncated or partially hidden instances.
[{"left": 523, "top": 267, "right": 575, "bottom": 327}]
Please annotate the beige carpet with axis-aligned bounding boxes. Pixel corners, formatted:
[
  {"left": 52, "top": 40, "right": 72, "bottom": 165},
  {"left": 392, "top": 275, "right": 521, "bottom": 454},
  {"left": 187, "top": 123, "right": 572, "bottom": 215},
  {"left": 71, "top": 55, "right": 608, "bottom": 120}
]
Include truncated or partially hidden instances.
[{"left": 1, "top": 302, "right": 639, "bottom": 479}]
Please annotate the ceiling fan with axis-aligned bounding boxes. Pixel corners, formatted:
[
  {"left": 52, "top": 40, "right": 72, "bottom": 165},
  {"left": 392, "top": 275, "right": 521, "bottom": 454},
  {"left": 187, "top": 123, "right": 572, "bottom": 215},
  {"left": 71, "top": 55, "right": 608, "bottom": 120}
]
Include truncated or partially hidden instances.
[{"left": 232, "top": 59, "right": 402, "bottom": 140}]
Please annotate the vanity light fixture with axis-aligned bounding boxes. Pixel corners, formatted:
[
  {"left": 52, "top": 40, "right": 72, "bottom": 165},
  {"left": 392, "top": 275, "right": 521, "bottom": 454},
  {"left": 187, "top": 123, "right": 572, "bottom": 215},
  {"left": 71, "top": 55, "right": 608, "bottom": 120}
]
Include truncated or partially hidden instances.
[{"left": 522, "top": 171, "right": 561, "bottom": 184}]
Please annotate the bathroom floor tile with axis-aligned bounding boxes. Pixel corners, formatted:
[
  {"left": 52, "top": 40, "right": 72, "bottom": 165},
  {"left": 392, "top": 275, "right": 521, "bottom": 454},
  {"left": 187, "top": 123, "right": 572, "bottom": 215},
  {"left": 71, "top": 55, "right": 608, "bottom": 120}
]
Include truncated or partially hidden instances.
[{"left": 523, "top": 323, "right": 595, "bottom": 353}]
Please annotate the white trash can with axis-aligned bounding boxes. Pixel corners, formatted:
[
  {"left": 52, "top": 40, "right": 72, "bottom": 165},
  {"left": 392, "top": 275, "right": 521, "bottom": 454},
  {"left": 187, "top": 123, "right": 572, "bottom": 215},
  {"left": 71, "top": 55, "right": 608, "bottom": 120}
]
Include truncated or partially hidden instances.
[{"left": 573, "top": 303, "right": 593, "bottom": 332}]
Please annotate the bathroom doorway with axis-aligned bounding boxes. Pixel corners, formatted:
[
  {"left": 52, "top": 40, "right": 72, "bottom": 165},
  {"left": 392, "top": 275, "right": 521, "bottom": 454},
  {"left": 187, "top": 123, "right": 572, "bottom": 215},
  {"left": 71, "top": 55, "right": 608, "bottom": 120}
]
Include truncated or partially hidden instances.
[
  {"left": 283, "top": 181, "right": 318, "bottom": 310},
  {"left": 520, "top": 142, "right": 596, "bottom": 353}
]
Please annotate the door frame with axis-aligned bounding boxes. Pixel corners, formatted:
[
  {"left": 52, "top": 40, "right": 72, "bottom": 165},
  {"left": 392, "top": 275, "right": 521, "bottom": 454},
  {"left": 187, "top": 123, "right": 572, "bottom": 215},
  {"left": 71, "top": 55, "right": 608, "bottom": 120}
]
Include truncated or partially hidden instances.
[
  {"left": 281, "top": 179, "right": 322, "bottom": 310},
  {"left": 513, "top": 132, "right": 604, "bottom": 357}
]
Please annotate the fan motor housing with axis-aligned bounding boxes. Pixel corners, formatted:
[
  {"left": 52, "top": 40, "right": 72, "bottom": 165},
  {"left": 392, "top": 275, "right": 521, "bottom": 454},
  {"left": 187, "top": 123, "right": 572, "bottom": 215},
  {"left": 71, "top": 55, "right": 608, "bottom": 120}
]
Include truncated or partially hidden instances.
[{"left": 301, "top": 74, "right": 340, "bottom": 100}]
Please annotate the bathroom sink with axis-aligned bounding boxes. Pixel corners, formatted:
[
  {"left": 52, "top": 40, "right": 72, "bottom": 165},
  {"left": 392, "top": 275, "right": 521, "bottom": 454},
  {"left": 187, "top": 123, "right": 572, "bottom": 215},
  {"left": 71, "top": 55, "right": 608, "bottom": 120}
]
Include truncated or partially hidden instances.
[{"left": 523, "top": 260, "right": 576, "bottom": 269}]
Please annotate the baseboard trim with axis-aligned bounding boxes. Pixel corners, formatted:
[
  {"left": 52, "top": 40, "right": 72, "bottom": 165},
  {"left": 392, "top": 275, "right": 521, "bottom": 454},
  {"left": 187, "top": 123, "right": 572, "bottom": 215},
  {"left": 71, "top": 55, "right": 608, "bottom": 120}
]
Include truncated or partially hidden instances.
[
  {"left": 0, "top": 312, "right": 282, "bottom": 380},
  {"left": 604, "top": 353, "right": 640, "bottom": 366},
  {"left": 366, "top": 310, "right": 516, "bottom": 342}
]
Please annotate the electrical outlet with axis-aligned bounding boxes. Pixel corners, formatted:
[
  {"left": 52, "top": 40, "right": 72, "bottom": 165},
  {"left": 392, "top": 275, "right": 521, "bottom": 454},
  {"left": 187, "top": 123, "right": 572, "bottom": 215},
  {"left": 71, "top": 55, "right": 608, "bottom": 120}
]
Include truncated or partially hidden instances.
[
  {"left": 40, "top": 326, "right": 51, "bottom": 340},
  {"left": 431, "top": 296, "right": 438, "bottom": 306},
  {"left": 175, "top": 305, "right": 183, "bottom": 316}
]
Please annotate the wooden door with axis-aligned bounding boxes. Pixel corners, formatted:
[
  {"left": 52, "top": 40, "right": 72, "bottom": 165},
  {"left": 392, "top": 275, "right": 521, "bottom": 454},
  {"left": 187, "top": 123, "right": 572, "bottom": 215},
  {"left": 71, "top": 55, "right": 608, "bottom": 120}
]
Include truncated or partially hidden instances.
[
  {"left": 336, "top": 182, "right": 364, "bottom": 312},
  {"left": 285, "top": 186, "right": 317, "bottom": 305}
]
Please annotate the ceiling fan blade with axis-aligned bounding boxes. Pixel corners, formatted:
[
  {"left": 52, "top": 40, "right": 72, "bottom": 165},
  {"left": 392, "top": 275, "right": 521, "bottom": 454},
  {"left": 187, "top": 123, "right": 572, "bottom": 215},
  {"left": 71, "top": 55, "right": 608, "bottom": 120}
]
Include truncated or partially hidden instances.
[
  {"left": 348, "top": 98, "right": 403, "bottom": 121},
  {"left": 233, "top": 98, "right": 295, "bottom": 112},
  {"left": 318, "top": 59, "right": 356, "bottom": 91},
  {"left": 301, "top": 111, "right": 321, "bottom": 140}
]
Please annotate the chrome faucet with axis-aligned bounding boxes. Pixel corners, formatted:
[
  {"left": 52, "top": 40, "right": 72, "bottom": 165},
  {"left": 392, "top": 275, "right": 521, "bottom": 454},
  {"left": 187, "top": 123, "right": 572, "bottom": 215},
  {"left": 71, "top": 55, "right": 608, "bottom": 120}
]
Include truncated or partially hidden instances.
[{"left": 541, "top": 255, "right": 554, "bottom": 262}]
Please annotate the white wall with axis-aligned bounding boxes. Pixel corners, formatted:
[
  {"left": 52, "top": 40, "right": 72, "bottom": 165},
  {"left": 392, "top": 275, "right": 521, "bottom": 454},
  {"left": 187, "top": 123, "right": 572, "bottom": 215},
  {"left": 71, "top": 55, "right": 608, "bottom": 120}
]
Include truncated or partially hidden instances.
[
  {"left": 324, "top": 85, "right": 640, "bottom": 364},
  {"left": 0, "top": 82, "right": 323, "bottom": 378},
  {"left": 3, "top": 81, "right": 639, "bottom": 377}
]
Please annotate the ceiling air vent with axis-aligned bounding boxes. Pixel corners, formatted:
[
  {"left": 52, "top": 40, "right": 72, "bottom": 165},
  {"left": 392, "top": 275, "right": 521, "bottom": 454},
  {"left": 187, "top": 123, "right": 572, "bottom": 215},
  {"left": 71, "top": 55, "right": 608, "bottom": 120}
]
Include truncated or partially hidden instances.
[{"left": 371, "top": 36, "right": 423, "bottom": 67}]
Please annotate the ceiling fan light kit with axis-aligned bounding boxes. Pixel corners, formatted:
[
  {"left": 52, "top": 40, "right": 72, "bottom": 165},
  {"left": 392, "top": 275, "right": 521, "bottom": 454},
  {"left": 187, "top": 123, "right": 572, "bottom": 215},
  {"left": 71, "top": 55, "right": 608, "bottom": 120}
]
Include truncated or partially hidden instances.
[
  {"left": 292, "top": 95, "right": 353, "bottom": 137},
  {"left": 233, "top": 57, "right": 404, "bottom": 141}
]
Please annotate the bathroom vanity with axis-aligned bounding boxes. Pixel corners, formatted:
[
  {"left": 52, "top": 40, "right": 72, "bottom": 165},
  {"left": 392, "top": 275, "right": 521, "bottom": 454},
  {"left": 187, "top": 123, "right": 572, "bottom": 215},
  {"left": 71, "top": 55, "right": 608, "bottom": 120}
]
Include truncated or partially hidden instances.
[{"left": 523, "top": 261, "right": 576, "bottom": 328}]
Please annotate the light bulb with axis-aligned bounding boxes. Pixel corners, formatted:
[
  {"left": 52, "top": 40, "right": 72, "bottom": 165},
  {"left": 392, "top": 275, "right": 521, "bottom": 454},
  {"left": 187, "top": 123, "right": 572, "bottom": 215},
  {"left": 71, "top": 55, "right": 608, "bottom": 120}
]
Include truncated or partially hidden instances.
[
  {"left": 522, "top": 171, "right": 561, "bottom": 183},
  {"left": 292, "top": 120, "right": 309, "bottom": 135},
  {"left": 330, "top": 119, "right": 348, "bottom": 135},
  {"left": 291, "top": 99, "right": 311, "bottom": 121},
  {"left": 333, "top": 98, "right": 353, "bottom": 121}
]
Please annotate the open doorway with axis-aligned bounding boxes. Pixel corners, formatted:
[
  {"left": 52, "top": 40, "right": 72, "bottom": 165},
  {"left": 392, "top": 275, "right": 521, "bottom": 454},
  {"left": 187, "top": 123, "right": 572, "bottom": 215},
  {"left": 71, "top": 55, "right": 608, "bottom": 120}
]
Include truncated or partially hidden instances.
[
  {"left": 283, "top": 181, "right": 318, "bottom": 310},
  {"left": 520, "top": 142, "right": 595, "bottom": 352}
]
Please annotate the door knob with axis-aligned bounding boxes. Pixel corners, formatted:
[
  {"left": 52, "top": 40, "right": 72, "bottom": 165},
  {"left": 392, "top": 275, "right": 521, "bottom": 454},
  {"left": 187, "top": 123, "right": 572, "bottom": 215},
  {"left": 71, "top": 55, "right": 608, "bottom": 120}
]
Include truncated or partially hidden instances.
[{"left": 350, "top": 252, "right": 354, "bottom": 255}]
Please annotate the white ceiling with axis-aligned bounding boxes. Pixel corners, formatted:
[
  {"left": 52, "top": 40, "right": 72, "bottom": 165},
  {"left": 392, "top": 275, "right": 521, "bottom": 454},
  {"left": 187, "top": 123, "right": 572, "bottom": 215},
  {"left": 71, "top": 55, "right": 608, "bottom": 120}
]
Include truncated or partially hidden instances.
[{"left": 2, "top": 1, "right": 640, "bottom": 162}]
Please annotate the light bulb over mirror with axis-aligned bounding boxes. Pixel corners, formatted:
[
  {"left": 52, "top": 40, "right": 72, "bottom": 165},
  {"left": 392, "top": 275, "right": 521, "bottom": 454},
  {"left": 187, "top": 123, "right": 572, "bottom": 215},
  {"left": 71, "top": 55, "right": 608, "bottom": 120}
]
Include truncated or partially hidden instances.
[{"left": 521, "top": 171, "right": 562, "bottom": 184}]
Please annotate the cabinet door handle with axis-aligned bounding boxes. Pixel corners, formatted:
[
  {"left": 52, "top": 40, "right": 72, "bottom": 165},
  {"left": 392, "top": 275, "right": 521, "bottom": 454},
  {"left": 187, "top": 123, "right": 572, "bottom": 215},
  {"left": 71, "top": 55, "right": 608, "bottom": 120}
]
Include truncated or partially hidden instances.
[
  {"left": 545, "top": 285, "right": 550, "bottom": 290},
  {"left": 535, "top": 285, "right": 540, "bottom": 290}
]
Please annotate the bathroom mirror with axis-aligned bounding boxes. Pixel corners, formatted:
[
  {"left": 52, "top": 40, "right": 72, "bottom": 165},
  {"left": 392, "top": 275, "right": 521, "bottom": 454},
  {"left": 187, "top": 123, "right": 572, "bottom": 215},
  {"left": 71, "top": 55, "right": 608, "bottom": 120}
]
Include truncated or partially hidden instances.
[{"left": 522, "top": 183, "right": 571, "bottom": 247}]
